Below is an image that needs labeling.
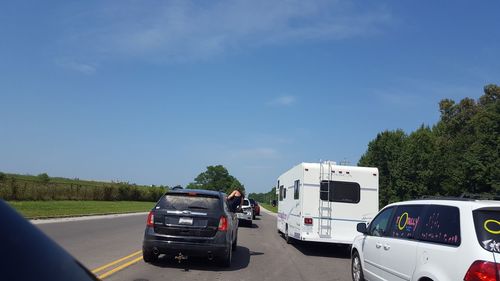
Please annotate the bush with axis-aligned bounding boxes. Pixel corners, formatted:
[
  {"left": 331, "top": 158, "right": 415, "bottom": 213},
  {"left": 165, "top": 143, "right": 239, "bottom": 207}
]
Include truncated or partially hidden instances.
[
  {"left": 0, "top": 174, "right": 168, "bottom": 202},
  {"left": 37, "top": 173, "right": 50, "bottom": 184}
]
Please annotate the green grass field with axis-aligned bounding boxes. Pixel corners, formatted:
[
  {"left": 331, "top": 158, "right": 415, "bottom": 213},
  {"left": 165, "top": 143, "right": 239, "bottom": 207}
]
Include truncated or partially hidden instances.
[
  {"left": 260, "top": 203, "right": 277, "bottom": 213},
  {"left": 7, "top": 200, "right": 155, "bottom": 219}
]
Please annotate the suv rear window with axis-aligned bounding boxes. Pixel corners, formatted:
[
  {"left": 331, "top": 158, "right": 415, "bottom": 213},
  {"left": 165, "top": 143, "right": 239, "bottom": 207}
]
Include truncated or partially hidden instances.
[
  {"left": 157, "top": 193, "right": 221, "bottom": 210},
  {"left": 473, "top": 209, "right": 500, "bottom": 253}
]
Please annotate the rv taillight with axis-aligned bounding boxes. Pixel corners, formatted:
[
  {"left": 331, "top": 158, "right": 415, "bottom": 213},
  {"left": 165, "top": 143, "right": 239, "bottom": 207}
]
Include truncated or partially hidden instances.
[
  {"left": 218, "top": 216, "right": 228, "bottom": 232},
  {"left": 147, "top": 211, "right": 154, "bottom": 227},
  {"left": 304, "top": 217, "right": 313, "bottom": 225},
  {"left": 464, "top": 260, "right": 500, "bottom": 281}
]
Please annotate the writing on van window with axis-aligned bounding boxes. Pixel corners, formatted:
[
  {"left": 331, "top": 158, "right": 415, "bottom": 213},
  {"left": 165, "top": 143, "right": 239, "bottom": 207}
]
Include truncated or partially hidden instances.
[
  {"left": 419, "top": 210, "right": 460, "bottom": 245},
  {"left": 482, "top": 239, "right": 500, "bottom": 252},
  {"left": 484, "top": 219, "right": 500, "bottom": 235},
  {"left": 391, "top": 206, "right": 424, "bottom": 239},
  {"left": 396, "top": 212, "right": 419, "bottom": 232},
  {"left": 473, "top": 210, "right": 500, "bottom": 253}
]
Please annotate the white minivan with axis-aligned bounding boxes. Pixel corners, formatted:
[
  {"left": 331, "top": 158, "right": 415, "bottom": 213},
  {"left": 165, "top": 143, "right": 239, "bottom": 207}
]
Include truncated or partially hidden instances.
[{"left": 351, "top": 198, "right": 500, "bottom": 281}]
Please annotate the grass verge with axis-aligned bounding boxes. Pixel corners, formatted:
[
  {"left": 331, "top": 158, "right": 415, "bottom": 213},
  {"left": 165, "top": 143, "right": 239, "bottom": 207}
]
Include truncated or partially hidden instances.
[
  {"left": 7, "top": 200, "right": 155, "bottom": 219},
  {"left": 260, "top": 203, "right": 277, "bottom": 213}
]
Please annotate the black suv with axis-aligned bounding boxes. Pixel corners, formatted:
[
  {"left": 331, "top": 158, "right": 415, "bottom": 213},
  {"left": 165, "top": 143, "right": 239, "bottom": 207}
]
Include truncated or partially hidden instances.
[{"left": 142, "top": 189, "right": 238, "bottom": 267}]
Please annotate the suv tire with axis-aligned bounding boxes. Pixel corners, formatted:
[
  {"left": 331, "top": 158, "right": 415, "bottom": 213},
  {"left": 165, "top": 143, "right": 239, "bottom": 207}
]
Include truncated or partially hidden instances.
[
  {"left": 351, "top": 251, "right": 364, "bottom": 281},
  {"left": 219, "top": 243, "right": 232, "bottom": 267},
  {"left": 143, "top": 248, "right": 158, "bottom": 263},
  {"left": 232, "top": 234, "right": 237, "bottom": 251}
]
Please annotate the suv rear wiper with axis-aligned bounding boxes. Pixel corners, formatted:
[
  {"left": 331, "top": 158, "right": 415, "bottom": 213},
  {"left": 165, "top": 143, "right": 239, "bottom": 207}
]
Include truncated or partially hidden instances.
[{"left": 188, "top": 205, "right": 208, "bottom": 210}]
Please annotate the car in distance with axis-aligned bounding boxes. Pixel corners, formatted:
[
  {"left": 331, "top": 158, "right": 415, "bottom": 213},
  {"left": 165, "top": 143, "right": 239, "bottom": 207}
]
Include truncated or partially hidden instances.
[
  {"left": 351, "top": 198, "right": 500, "bottom": 281},
  {"left": 142, "top": 189, "right": 238, "bottom": 267},
  {"left": 249, "top": 198, "right": 260, "bottom": 218},
  {"left": 236, "top": 198, "right": 253, "bottom": 226}
]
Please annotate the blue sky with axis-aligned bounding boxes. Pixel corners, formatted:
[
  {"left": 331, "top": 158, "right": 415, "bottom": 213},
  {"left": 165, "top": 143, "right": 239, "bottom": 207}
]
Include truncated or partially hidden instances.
[{"left": 1, "top": 1, "right": 499, "bottom": 193}]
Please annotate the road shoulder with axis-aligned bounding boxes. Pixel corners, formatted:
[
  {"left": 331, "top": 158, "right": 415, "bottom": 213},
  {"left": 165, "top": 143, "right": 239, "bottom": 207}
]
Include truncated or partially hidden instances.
[{"left": 31, "top": 212, "right": 148, "bottom": 224}]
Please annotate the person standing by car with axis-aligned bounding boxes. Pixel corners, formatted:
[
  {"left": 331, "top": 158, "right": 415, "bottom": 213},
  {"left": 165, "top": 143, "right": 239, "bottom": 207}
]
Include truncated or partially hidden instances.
[{"left": 227, "top": 189, "right": 244, "bottom": 212}]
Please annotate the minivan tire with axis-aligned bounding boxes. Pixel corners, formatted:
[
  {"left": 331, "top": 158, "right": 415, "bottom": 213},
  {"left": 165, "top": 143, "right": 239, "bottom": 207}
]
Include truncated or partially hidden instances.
[{"left": 351, "top": 251, "right": 364, "bottom": 281}]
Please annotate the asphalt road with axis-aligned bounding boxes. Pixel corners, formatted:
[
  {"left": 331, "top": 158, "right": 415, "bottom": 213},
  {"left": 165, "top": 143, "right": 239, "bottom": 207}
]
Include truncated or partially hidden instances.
[{"left": 37, "top": 210, "right": 352, "bottom": 281}]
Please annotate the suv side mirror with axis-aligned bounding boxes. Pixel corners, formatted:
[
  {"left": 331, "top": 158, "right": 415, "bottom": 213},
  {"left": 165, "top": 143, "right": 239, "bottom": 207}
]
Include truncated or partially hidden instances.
[{"left": 356, "top": 222, "right": 368, "bottom": 234}]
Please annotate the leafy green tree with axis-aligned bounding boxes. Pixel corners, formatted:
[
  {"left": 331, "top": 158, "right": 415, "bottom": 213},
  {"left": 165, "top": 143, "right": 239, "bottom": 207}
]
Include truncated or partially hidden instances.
[
  {"left": 393, "top": 126, "right": 437, "bottom": 201},
  {"left": 0, "top": 172, "right": 5, "bottom": 182},
  {"left": 359, "top": 130, "right": 406, "bottom": 206},
  {"left": 360, "top": 84, "right": 499, "bottom": 207},
  {"left": 187, "top": 165, "right": 245, "bottom": 195},
  {"left": 37, "top": 173, "right": 50, "bottom": 184},
  {"left": 433, "top": 85, "right": 499, "bottom": 196}
]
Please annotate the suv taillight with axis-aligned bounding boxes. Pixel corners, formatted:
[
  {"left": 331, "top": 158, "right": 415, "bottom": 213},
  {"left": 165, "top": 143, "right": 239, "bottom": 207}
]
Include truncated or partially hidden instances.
[
  {"left": 218, "top": 216, "right": 228, "bottom": 232},
  {"left": 147, "top": 211, "right": 154, "bottom": 227},
  {"left": 304, "top": 217, "right": 313, "bottom": 225},
  {"left": 464, "top": 260, "right": 500, "bottom": 281}
]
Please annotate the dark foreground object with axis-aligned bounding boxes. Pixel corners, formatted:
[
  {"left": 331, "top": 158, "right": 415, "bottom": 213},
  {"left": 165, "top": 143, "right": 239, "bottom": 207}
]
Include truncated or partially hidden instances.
[{"left": 0, "top": 200, "right": 98, "bottom": 281}]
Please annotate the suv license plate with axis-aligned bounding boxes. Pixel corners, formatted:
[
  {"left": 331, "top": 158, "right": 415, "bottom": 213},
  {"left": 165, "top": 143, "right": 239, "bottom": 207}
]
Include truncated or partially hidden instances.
[{"left": 179, "top": 217, "right": 193, "bottom": 225}]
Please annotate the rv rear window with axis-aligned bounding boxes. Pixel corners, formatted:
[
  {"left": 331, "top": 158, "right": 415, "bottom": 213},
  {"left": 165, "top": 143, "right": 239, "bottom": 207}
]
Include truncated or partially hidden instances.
[{"left": 320, "top": 181, "right": 360, "bottom": 203}]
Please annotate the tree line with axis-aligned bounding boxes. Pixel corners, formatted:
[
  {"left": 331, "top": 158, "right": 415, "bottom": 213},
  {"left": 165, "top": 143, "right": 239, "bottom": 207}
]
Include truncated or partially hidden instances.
[
  {"left": 250, "top": 84, "right": 499, "bottom": 208},
  {"left": 0, "top": 173, "right": 167, "bottom": 202},
  {"left": 248, "top": 187, "right": 276, "bottom": 205},
  {"left": 359, "top": 84, "right": 499, "bottom": 206},
  {"left": 0, "top": 165, "right": 245, "bottom": 202}
]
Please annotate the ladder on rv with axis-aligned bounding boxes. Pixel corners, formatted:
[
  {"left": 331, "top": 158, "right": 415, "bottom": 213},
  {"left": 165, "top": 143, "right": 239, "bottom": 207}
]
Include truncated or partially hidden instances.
[{"left": 318, "top": 161, "right": 333, "bottom": 238}]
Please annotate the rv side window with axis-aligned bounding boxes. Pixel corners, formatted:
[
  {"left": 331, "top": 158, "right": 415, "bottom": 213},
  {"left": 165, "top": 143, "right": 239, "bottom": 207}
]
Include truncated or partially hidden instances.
[
  {"left": 279, "top": 185, "right": 284, "bottom": 201},
  {"left": 320, "top": 181, "right": 360, "bottom": 203},
  {"left": 283, "top": 186, "right": 287, "bottom": 199},
  {"left": 294, "top": 180, "right": 300, "bottom": 200}
]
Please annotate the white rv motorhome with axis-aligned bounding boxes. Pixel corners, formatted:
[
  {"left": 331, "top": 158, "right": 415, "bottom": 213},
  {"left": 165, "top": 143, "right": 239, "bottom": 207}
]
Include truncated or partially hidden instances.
[{"left": 276, "top": 161, "right": 379, "bottom": 245}]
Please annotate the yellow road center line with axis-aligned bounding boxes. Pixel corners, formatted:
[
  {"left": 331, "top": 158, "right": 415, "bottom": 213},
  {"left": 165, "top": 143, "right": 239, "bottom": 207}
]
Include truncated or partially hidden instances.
[
  {"left": 98, "top": 256, "right": 143, "bottom": 279},
  {"left": 91, "top": 250, "right": 142, "bottom": 274}
]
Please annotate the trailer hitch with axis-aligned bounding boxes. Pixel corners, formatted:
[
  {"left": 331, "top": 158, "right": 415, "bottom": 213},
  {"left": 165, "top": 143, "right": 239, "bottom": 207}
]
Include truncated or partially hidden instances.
[{"left": 174, "top": 252, "right": 188, "bottom": 263}]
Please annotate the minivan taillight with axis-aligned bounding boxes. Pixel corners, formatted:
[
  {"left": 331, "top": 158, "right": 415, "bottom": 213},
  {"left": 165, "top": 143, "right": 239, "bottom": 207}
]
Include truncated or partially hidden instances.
[
  {"left": 147, "top": 211, "right": 154, "bottom": 227},
  {"left": 464, "top": 260, "right": 500, "bottom": 281},
  {"left": 304, "top": 217, "right": 313, "bottom": 225},
  {"left": 218, "top": 216, "right": 228, "bottom": 232}
]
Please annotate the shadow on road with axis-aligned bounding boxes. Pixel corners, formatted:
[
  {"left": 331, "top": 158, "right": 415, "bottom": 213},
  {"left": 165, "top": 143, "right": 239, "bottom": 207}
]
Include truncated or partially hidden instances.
[
  {"left": 150, "top": 246, "right": 253, "bottom": 272},
  {"left": 291, "top": 241, "right": 351, "bottom": 259},
  {"left": 238, "top": 222, "right": 259, "bottom": 228},
  {"left": 250, "top": 223, "right": 259, "bottom": 229}
]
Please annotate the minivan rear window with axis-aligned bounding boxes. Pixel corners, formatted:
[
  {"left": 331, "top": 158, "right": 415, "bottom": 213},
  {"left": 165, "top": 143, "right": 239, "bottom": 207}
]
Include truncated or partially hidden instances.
[
  {"left": 473, "top": 209, "right": 500, "bottom": 253},
  {"left": 158, "top": 193, "right": 220, "bottom": 210}
]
